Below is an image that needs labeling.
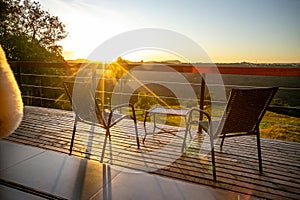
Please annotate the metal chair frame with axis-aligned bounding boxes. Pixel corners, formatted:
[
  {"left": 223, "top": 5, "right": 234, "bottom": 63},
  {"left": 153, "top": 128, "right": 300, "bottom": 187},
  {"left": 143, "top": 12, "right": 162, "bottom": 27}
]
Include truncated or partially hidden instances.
[
  {"left": 63, "top": 81, "right": 140, "bottom": 160},
  {"left": 183, "top": 87, "right": 278, "bottom": 181}
]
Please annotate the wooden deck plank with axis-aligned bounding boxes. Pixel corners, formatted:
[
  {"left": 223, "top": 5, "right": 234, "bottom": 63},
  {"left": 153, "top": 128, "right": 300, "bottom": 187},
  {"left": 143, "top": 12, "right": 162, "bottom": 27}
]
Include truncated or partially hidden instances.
[{"left": 4, "top": 106, "right": 300, "bottom": 199}]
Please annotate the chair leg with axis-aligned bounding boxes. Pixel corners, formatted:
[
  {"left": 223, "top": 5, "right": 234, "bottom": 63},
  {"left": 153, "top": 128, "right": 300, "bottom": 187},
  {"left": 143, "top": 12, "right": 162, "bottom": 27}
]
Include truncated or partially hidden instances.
[
  {"left": 69, "top": 118, "right": 77, "bottom": 156},
  {"left": 143, "top": 112, "right": 149, "bottom": 144},
  {"left": 134, "top": 121, "right": 140, "bottom": 149},
  {"left": 210, "top": 134, "right": 217, "bottom": 181},
  {"left": 220, "top": 133, "right": 226, "bottom": 149},
  {"left": 211, "top": 146, "right": 217, "bottom": 182},
  {"left": 132, "top": 110, "right": 140, "bottom": 148},
  {"left": 107, "top": 128, "right": 111, "bottom": 141},
  {"left": 181, "top": 124, "right": 190, "bottom": 153},
  {"left": 142, "top": 127, "right": 147, "bottom": 144},
  {"left": 256, "top": 132, "right": 263, "bottom": 174},
  {"left": 100, "top": 129, "right": 109, "bottom": 163}
]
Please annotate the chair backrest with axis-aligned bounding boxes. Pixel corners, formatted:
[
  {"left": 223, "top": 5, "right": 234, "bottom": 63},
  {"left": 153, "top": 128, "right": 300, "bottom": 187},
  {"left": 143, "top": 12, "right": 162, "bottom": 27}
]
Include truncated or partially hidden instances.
[
  {"left": 64, "top": 81, "right": 105, "bottom": 125},
  {"left": 221, "top": 87, "right": 278, "bottom": 134}
]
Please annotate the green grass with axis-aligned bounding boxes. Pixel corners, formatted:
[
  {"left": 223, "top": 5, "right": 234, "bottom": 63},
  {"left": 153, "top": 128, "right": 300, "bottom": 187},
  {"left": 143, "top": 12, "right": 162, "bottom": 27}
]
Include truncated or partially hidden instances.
[
  {"left": 260, "top": 111, "right": 300, "bottom": 143},
  {"left": 144, "top": 109, "right": 300, "bottom": 143}
]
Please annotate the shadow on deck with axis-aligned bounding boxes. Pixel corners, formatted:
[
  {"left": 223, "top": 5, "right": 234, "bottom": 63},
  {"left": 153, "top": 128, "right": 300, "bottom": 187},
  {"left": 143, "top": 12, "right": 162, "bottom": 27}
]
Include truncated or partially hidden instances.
[{"left": 4, "top": 106, "right": 300, "bottom": 199}]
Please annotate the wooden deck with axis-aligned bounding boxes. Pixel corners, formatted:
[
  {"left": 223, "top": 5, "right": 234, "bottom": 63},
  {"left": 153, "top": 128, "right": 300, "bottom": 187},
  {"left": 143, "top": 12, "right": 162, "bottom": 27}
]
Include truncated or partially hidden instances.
[{"left": 5, "top": 106, "right": 300, "bottom": 199}]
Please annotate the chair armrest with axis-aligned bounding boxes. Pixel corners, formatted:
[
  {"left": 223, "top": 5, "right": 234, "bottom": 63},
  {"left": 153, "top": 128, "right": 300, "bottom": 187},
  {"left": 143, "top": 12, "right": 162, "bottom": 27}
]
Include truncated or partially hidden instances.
[
  {"left": 110, "top": 103, "right": 137, "bottom": 120},
  {"left": 111, "top": 103, "right": 134, "bottom": 111},
  {"left": 186, "top": 107, "right": 211, "bottom": 133},
  {"left": 186, "top": 107, "right": 211, "bottom": 124}
]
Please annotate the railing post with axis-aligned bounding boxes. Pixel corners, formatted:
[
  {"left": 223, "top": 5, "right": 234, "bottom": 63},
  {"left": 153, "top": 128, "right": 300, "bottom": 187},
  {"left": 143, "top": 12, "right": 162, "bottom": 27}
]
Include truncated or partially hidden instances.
[
  {"left": 39, "top": 77, "right": 43, "bottom": 106},
  {"left": 198, "top": 73, "right": 206, "bottom": 133},
  {"left": 92, "top": 63, "right": 97, "bottom": 91},
  {"left": 16, "top": 62, "right": 21, "bottom": 87}
]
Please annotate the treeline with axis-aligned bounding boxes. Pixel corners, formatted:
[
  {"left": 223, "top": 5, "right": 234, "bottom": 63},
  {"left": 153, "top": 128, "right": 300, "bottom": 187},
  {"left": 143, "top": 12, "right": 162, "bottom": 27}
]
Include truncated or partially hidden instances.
[{"left": 0, "top": 0, "right": 67, "bottom": 62}]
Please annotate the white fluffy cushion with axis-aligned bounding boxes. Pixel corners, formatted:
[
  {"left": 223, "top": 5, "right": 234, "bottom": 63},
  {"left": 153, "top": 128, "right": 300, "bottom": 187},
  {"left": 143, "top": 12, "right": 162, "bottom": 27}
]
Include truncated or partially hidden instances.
[{"left": 0, "top": 45, "right": 23, "bottom": 138}]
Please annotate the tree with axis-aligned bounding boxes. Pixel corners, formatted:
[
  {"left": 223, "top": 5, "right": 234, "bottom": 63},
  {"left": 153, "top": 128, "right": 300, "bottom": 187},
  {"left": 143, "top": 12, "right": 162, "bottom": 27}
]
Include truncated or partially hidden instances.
[{"left": 0, "top": 0, "right": 68, "bottom": 61}]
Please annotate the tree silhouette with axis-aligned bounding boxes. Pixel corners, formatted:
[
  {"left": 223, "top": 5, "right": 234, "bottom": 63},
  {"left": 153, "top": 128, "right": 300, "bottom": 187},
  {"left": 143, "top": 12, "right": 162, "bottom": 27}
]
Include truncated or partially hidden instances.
[{"left": 0, "top": 0, "right": 68, "bottom": 61}]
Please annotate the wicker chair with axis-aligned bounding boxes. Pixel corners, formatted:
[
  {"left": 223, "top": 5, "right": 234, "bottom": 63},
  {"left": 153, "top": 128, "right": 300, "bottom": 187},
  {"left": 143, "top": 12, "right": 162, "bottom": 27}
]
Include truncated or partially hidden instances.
[
  {"left": 183, "top": 87, "right": 278, "bottom": 181},
  {"left": 63, "top": 81, "right": 140, "bottom": 161}
]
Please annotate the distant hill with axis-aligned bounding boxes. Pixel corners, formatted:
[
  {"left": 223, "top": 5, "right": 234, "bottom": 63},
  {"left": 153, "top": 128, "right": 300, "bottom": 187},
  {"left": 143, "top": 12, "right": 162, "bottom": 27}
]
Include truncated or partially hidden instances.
[{"left": 67, "top": 58, "right": 92, "bottom": 63}]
